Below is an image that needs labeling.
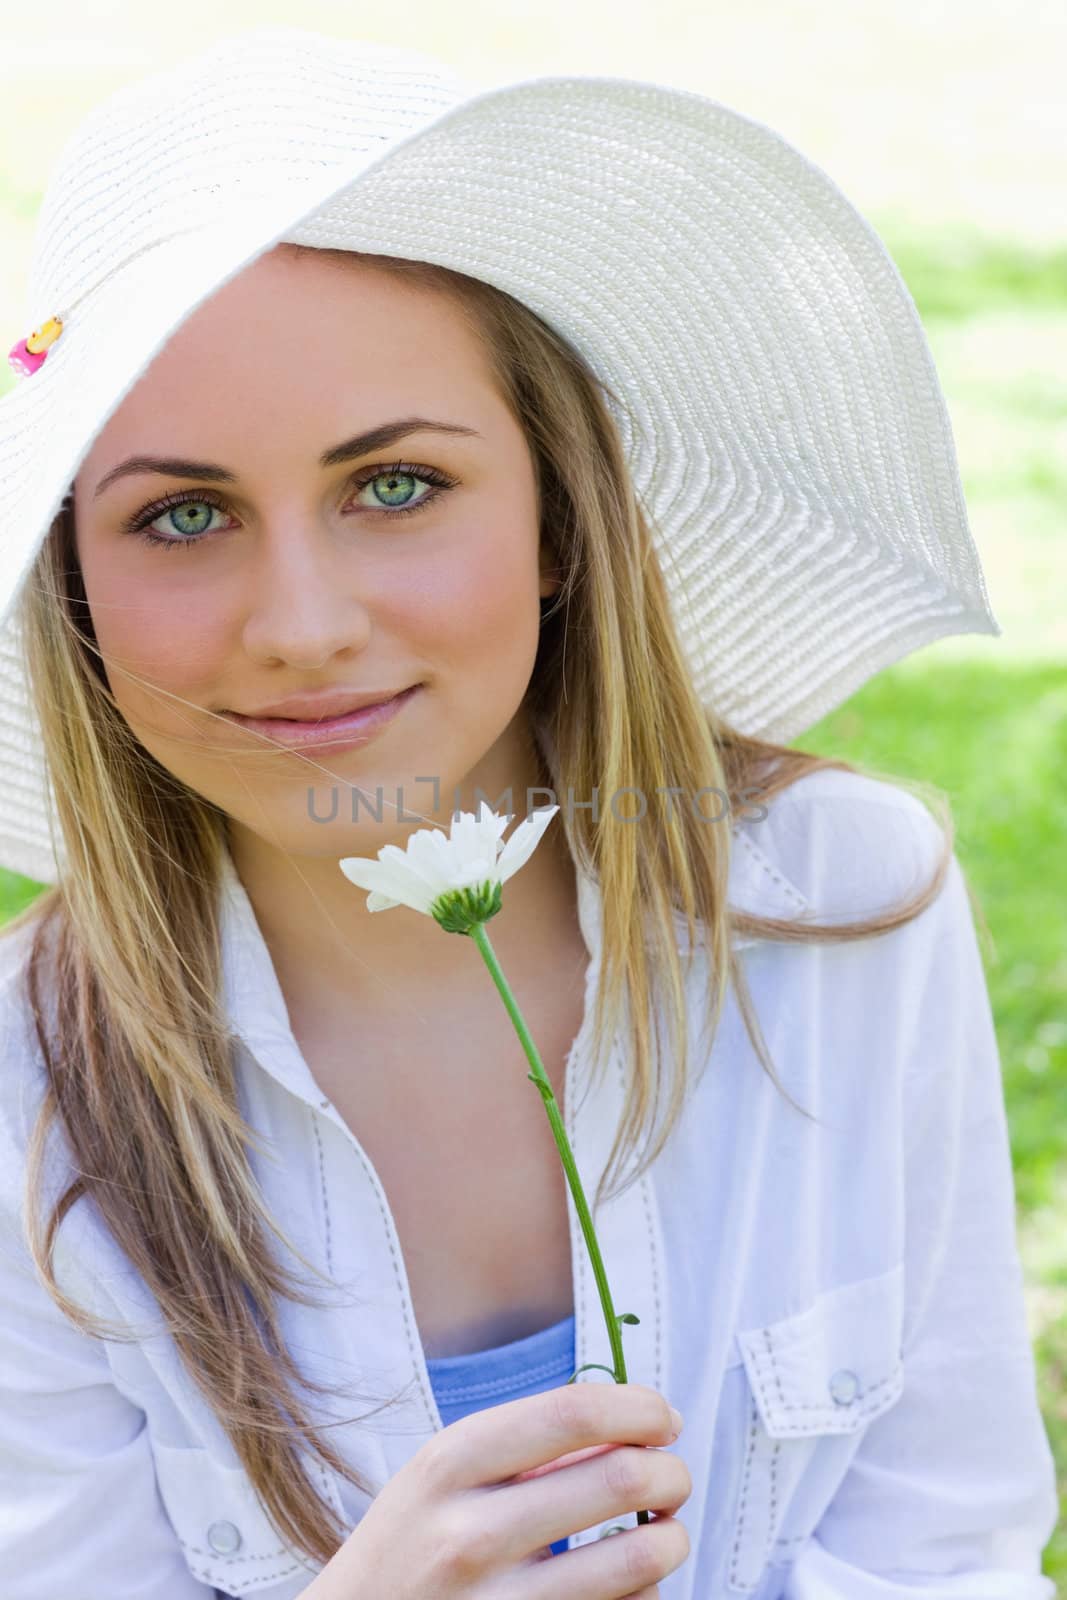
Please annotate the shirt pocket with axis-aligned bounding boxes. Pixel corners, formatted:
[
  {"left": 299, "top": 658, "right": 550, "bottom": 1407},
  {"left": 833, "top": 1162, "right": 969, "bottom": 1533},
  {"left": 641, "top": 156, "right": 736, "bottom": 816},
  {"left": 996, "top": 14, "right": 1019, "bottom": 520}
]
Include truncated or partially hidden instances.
[
  {"left": 150, "top": 1439, "right": 319, "bottom": 1597},
  {"left": 723, "top": 1261, "right": 905, "bottom": 1594}
]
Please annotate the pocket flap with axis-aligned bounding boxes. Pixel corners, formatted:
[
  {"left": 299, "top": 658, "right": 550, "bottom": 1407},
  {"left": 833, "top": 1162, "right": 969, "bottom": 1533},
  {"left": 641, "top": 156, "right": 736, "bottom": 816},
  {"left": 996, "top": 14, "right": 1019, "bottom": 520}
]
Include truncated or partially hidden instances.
[
  {"left": 735, "top": 1262, "right": 905, "bottom": 1439},
  {"left": 151, "top": 1439, "right": 317, "bottom": 1595}
]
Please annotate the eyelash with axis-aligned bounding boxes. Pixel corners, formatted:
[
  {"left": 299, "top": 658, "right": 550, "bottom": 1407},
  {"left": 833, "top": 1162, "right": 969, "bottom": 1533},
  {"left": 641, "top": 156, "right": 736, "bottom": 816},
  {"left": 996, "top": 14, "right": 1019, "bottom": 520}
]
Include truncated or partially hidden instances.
[{"left": 120, "top": 461, "right": 459, "bottom": 552}]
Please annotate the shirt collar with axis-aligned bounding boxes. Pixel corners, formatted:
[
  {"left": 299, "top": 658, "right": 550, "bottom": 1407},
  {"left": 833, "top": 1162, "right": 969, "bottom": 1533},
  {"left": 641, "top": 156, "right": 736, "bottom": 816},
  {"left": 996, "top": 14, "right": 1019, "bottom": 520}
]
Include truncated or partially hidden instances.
[{"left": 216, "top": 814, "right": 808, "bottom": 1068}]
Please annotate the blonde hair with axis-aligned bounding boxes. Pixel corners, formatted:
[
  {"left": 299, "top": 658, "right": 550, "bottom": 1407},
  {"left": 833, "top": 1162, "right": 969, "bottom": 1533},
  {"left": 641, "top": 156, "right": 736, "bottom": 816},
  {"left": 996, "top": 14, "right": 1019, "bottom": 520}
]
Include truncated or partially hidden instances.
[{"left": 4, "top": 244, "right": 961, "bottom": 1568}]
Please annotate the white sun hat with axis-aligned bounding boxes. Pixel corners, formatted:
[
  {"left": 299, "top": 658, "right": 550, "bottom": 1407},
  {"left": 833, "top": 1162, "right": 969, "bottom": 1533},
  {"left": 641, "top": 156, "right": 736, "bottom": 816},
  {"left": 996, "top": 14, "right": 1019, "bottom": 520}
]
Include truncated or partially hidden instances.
[{"left": 0, "top": 24, "right": 998, "bottom": 887}]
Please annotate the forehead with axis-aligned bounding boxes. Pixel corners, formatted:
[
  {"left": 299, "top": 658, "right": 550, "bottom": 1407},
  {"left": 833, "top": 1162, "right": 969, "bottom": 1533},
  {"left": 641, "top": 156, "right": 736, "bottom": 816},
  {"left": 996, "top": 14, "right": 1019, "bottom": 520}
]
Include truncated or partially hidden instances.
[{"left": 77, "top": 248, "right": 501, "bottom": 476}]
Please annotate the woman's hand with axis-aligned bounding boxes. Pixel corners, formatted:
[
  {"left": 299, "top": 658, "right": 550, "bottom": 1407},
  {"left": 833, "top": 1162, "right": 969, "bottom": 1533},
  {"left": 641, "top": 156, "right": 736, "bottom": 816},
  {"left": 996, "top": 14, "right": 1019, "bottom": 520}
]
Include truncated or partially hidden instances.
[{"left": 302, "top": 1380, "right": 691, "bottom": 1597}]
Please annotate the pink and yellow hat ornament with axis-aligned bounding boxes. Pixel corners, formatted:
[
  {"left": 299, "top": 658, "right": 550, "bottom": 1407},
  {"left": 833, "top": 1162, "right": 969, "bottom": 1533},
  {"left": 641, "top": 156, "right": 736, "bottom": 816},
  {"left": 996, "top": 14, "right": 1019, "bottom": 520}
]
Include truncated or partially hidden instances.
[{"left": 8, "top": 315, "right": 65, "bottom": 377}]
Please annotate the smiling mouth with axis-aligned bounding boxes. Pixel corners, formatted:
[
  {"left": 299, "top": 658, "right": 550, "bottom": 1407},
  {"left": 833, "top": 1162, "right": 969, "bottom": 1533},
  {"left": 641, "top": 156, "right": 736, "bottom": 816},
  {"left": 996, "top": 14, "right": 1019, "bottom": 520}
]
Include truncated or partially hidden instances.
[
  {"left": 220, "top": 686, "right": 422, "bottom": 746},
  {"left": 266, "top": 705, "right": 388, "bottom": 723}
]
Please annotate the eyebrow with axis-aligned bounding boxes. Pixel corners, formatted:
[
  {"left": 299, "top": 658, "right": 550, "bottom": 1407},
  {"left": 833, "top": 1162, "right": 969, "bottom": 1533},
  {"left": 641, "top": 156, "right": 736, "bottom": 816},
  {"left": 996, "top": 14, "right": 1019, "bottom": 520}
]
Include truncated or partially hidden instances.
[{"left": 91, "top": 417, "right": 483, "bottom": 501}]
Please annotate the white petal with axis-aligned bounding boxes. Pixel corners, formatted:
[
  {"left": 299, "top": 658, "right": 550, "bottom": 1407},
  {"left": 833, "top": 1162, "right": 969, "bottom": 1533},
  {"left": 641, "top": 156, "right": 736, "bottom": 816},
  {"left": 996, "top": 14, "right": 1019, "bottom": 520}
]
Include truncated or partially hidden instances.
[
  {"left": 470, "top": 840, "right": 506, "bottom": 882},
  {"left": 448, "top": 806, "right": 502, "bottom": 862},
  {"left": 496, "top": 805, "right": 559, "bottom": 883},
  {"left": 447, "top": 809, "right": 479, "bottom": 854},
  {"left": 366, "top": 890, "right": 402, "bottom": 912},
  {"left": 453, "top": 859, "right": 497, "bottom": 889},
  {"left": 338, "top": 854, "right": 436, "bottom": 915},
  {"left": 404, "top": 828, "right": 458, "bottom": 891},
  {"left": 478, "top": 801, "right": 512, "bottom": 843},
  {"left": 337, "top": 856, "right": 396, "bottom": 894},
  {"left": 380, "top": 838, "right": 459, "bottom": 898}
]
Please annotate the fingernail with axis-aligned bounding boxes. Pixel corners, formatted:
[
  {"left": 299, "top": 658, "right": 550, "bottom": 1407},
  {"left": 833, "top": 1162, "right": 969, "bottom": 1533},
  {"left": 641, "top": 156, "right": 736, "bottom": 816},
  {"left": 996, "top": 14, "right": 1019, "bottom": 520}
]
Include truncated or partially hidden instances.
[{"left": 669, "top": 1405, "right": 684, "bottom": 1438}]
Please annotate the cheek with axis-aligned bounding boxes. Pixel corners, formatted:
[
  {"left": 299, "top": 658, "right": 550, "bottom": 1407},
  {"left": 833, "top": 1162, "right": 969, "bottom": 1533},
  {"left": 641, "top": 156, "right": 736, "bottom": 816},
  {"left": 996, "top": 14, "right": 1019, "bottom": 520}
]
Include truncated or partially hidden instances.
[
  {"left": 86, "top": 569, "right": 230, "bottom": 717},
  {"left": 399, "top": 530, "right": 538, "bottom": 665}
]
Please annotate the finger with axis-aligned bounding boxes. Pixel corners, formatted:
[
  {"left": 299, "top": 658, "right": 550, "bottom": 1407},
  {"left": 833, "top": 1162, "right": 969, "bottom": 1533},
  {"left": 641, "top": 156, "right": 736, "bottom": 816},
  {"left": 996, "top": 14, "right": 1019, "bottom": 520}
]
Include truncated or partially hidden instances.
[
  {"left": 509, "top": 1441, "right": 617, "bottom": 1483},
  {"left": 524, "top": 1514, "right": 685, "bottom": 1600},
  {"left": 486, "top": 1442, "right": 690, "bottom": 1564},
  {"left": 425, "top": 1383, "right": 676, "bottom": 1493}
]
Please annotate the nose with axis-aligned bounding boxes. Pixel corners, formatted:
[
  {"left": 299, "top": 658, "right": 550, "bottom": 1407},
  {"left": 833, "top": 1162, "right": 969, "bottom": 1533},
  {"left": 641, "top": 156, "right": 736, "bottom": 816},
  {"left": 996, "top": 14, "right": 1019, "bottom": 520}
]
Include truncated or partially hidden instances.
[{"left": 240, "top": 520, "right": 373, "bottom": 668}]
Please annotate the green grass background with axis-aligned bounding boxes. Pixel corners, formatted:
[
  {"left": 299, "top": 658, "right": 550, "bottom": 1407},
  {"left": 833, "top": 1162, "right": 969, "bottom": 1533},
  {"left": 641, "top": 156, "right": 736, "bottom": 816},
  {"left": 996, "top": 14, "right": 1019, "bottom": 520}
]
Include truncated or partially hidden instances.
[
  {"left": 796, "top": 225, "right": 1067, "bottom": 1583},
  {"left": 1, "top": 5, "right": 1064, "bottom": 1584}
]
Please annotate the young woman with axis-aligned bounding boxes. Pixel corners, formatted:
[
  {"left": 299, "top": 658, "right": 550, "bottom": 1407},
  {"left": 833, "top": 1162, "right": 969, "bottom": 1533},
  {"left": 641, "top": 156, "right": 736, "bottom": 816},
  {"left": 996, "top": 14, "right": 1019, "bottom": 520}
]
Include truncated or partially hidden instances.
[{"left": 0, "top": 26, "right": 1056, "bottom": 1600}]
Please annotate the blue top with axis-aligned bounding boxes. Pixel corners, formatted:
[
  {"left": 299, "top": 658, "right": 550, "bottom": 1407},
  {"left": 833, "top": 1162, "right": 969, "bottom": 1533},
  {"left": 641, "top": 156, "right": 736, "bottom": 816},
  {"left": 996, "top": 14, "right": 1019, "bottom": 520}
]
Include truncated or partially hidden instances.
[{"left": 426, "top": 1312, "right": 577, "bottom": 1557}]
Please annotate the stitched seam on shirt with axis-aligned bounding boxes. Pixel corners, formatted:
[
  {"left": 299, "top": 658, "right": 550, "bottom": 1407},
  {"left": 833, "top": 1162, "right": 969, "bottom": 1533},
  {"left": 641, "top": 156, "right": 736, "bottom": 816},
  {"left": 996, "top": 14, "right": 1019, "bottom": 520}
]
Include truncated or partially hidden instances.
[
  {"left": 310, "top": 1106, "right": 333, "bottom": 1279},
  {"left": 311, "top": 1452, "right": 344, "bottom": 1540},
  {"left": 630, "top": 1044, "right": 664, "bottom": 1396},
  {"left": 433, "top": 1353, "right": 575, "bottom": 1400},
  {"left": 767, "top": 1435, "right": 780, "bottom": 1566},
  {"left": 739, "top": 1338, "right": 788, "bottom": 1573},
  {"left": 765, "top": 1327, "right": 786, "bottom": 1412},
  {"left": 179, "top": 1537, "right": 288, "bottom": 1561},
  {"left": 569, "top": 1036, "right": 588, "bottom": 1387},
  {"left": 732, "top": 827, "right": 809, "bottom": 914},
  {"left": 189, "top": 1554, "right": 303, "bottom": 1584},
  {"left": 766, "top": 1369, "right": 900, "bottom": 1412},
  {"left": 746, "top": 1331, "right": 777, "bottom": 1433},
  {"left": 763, "top": 1321, "right": 901, "bottom": 1422},
  {"left": 728, "top": 1393, "right": 760, "bottom": 1590},
  {"left": 348, "top": 1133, "right": 438, "bottom": 1427}
]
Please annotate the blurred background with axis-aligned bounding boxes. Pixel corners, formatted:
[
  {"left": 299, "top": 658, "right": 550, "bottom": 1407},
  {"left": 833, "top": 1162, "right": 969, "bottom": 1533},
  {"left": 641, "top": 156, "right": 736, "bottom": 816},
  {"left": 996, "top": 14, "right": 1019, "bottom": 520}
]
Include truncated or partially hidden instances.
[{"left": 2, "top": 0, "right": 1064, "bottom": 1582}]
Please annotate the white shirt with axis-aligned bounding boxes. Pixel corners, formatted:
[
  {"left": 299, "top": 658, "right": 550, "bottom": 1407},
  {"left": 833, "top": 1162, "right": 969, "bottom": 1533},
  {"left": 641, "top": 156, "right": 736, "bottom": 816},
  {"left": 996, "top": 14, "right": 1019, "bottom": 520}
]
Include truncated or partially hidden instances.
[{"left": 0, "top": 768, "right": 1058, "bottom": 1599}]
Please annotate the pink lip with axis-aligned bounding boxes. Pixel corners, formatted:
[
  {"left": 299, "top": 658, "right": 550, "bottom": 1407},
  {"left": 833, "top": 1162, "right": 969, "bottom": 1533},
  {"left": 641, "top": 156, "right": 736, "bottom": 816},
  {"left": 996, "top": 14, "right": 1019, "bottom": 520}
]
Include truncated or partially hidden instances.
[{"left": 224, "top": 685, "right": 421, "bottom": 748}]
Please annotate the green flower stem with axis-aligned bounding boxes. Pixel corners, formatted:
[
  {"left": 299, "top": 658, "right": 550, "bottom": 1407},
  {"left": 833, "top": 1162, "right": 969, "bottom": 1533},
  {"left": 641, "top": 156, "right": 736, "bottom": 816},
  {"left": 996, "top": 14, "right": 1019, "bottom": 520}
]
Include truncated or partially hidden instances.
[{"left": 469, "top": 920, "right": 651, "bottom": 1529}]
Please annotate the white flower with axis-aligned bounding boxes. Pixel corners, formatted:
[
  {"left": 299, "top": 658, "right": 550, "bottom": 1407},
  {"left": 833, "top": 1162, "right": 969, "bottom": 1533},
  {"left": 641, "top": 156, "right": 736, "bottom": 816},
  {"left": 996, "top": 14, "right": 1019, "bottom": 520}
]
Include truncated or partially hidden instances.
[{"left": 338, "top": 802, "right": 560, "bottom": 931}]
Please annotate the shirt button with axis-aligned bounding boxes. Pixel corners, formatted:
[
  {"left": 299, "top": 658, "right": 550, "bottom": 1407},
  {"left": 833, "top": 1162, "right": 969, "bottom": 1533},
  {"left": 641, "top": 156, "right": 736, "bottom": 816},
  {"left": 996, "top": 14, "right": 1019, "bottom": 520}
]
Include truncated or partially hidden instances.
[
  {"left": 207, "top": 1521, "right": 243, "bottom": 1554},
  {"left": 828, "top": 1368, "right": 859, "bottom": 1404}
]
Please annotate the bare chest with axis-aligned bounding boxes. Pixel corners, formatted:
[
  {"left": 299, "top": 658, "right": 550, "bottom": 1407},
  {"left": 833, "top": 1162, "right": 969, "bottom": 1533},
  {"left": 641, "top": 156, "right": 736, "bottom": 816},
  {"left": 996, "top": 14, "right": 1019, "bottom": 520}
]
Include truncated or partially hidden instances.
[{"left": 292, "top": 980, "right": 588, "bottom": 1360}]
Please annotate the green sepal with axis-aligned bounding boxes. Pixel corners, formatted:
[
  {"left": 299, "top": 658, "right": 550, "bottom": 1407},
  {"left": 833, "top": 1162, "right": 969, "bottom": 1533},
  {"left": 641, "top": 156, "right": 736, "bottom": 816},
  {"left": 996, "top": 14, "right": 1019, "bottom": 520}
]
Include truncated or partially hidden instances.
[{"left": 430, "top": 881, "right": 503, "bottom": 933}]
